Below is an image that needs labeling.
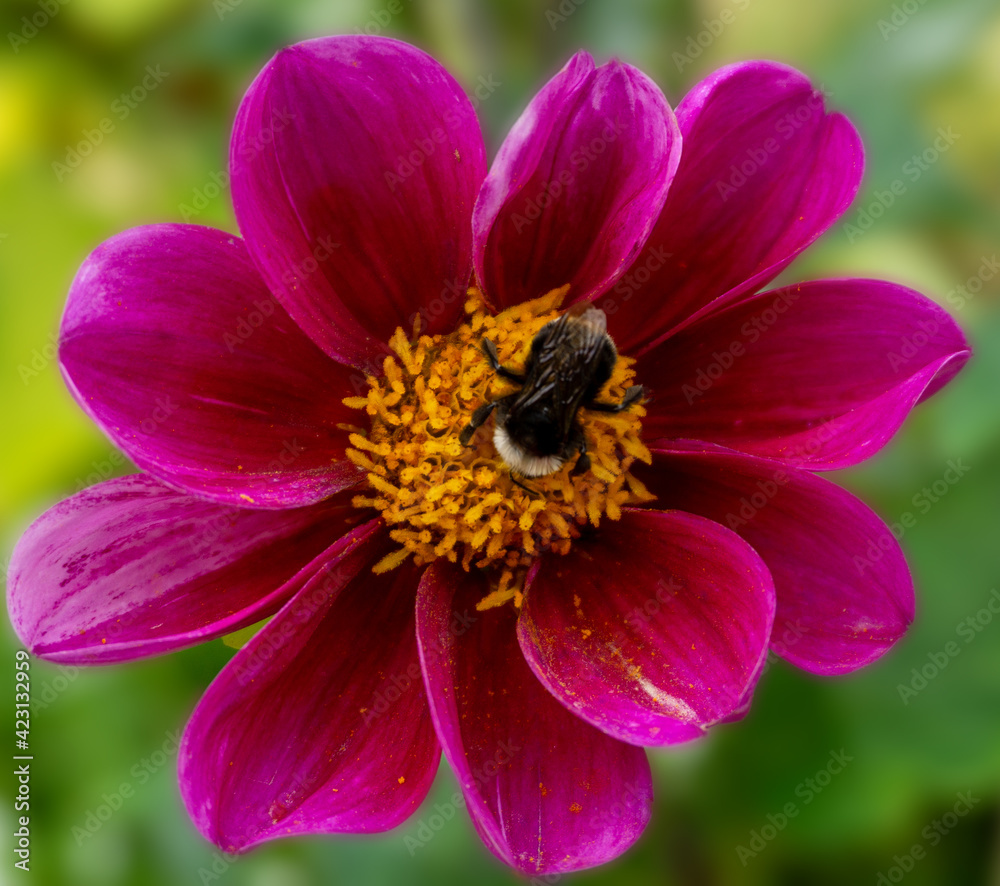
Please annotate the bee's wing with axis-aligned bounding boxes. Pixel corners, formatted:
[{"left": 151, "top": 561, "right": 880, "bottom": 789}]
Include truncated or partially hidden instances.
[{"left": 518, "top": 307, "right": 611, "bottom": 439}]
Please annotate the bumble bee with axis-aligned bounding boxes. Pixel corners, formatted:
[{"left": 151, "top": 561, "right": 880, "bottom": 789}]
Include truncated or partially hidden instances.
[{"left": 459, "top": 303, "right": 644, "bottom": 478}]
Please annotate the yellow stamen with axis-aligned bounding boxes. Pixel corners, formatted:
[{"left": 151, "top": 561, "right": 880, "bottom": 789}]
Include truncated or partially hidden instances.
[
  {"left": 475, "top": 569, "right": 522, "bottom": 611},
  {"left": 344, "top": 287, "right": 653, "bottom": 606},
  {"left": 372, "top": 547, "right": 413, "bottom": 574}
]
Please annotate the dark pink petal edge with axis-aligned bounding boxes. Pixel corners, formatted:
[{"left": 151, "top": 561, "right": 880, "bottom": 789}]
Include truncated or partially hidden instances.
[
  {"left": 636, "top": 444, "right": 915, "bottom": 674},
  {"left": 60, "top": 224, "right": 363, "bottom": 509},
  {"left": 231, "top": 35, "right": 487, "bottom": 370},
  {"left": 416, "top": 561, "right": 652, "bottom": 875},
  {"left": 604, "top": 60, "right": 864, "bottom": 354},
  {"left": 639, "top": 278, "right": 971, "bottom": 469},
  {"left": 7, "top": 475, "right": 359, "bottom": 664},
  {"left": 473, "top": 51, "right": 681, "bottom": 310},
  {"left": 180, "top": 520, "right": 440, "bottom": 851},
  {"left": 518, "top": 508, "right": 776, "bottom": 746}
]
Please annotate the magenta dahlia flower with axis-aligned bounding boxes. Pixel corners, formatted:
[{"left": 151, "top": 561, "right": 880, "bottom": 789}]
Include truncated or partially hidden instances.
[{"left": 7, "top": 36, "right": 969, "bottom": 874}]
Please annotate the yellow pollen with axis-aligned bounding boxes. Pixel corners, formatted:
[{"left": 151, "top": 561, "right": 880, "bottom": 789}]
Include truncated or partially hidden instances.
[{"left": 344, "top": 287, "right": 655, "bottom": 608}]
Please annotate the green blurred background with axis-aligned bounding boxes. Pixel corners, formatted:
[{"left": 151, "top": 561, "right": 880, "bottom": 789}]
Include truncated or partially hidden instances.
[{"left": 2, "top": 0, "right": 999, "bottom": 883}]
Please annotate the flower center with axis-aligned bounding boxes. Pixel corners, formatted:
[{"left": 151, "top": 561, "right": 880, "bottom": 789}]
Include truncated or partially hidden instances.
[{"left": 344, "top": 286, "right": 654, "bottom": 609}]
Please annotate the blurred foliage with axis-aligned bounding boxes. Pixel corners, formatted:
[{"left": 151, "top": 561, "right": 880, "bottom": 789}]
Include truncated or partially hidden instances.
[{"left": 2, "top": 0, "right": 1000, "bottom": 884}]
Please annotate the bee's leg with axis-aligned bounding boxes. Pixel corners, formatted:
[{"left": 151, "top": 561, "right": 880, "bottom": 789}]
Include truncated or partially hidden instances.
[
  {"left": 481, "top": 338, "right": 525, "bottom": 384},
  {"left": 460, "top": 400, "right": 498, "bottom": 446},
  {"left": 510, "top": 473, "right": 540, "bottom": 497},
  {"left": 569, "top": 427, "right": 591, "bottom": 476},
  {"left": 585, "top": 385, "right": 646, "bottom": 413}
]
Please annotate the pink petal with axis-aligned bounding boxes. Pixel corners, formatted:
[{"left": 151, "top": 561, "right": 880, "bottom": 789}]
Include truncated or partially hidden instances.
[
  {"left": 6, "top": 476, "right": 357, "bottom": 664},
  {"left": 231, "top": 35, "right": 487, "bottom": 369},
  {"left": 180, "top": 520, "right": 439, "bottom": 851},
  {"left": 416, "top": 562, "right": 652, "bottom": 875},
  {"left": 600, "top": 60, "right": 863, "bottom": 354},
  {"left": 472, "top": 52, "right": 680, "bottom": 310},
  {"left": 60, "top": 224, "right": 364, "bottom": 508},
  {"left": 636, "top": 445, "right": 915, "bottom": 675},
  {"left": 639, "top": 279, "right": 971, "bottom": 468},
  {"left": 518, "top": 508, "right": 775, "bottom": 745}
]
